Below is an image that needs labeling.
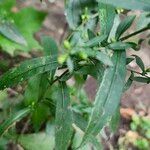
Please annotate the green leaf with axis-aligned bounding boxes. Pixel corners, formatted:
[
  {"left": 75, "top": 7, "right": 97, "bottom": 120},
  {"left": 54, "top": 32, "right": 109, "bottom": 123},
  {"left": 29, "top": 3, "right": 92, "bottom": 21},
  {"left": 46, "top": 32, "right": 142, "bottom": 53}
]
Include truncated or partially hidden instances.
[
  {"left": 37, "top": 73, "right": 50, "bottom": 101},
  {"left": 75, "top": 63, "right": 104, "bottom": 81},
  {"left": 72, "top": 132, "right": 92, "bottom": 150},
  {"left": 108, "top": 14, "right": 121, "bottom": 41},
  {"left": 108, "top": 41, "right": 136, "bottom": 50},
  {"left": 82, "top": 34, "right": 107, "bottom": 47},
  {"left": 132, "top": 55, "right": 145, "bottom": 73},
  {"left": 0, "top": 0, "right": 46, "bottom": 55},
  {"left": 126, "top": 57, "right": 134, "bottom": 65},
  {"left": 95, "top": 51, "right": 113, "bottom": 66},
  {"left": 0, "top": 22, "right": 27, "bottom": 45},
  {"left": 0, "top": 56, "right": 58, "bottom": 90},
  {"left": 69, "top": 10, "right": 98, "bottom": 47},
  {"left": 98, "top": 2, "right": 116, "bottom": 35},
  {"left": 124, "top": 72, "right": 134, "bottom": 91},
  {"left": 109, "top": 106, "right": 120, "bottom": 132},
  {"left": 41, "top": 36, "right": 58, "bottom": 56},
  {"left": 72, "top": 112, "right": 103, "bottom": 150},
  {"left": 17, "top": 132, "right": 55, "bottom": 150},
  {"left": 67, "top": 57, "right": 74, "bottom": 72},
  {"left": 55, "top": 82, "right": 73, "bottom": 150},
  {"left": 115, "top": 15, "right": 136, "bottom": 40},
  {"left": 98, "top": 0, "right": 150, "bottom": 11},
  {"left": 87, "top": 29, "right": 95, "bottom": 39},
  {"left": 132, "top": 76, "right": 150, "bottom": 83},
  {"left": 41, "top": 36, "right": 58, "bottom": 81},
  {"left": 65, "top": 0, "right": 97, "bottom": 29},
  {"left": 73, "top": 48, "right": 113, "bottom": 66},
  {"left": 136, "top": 12, "right": 150, "bottom": 30},
  {"left": 31, "top": 104, "right": 49, "bottom": 132},
  {"left": 65, "top": 0, "right": 81, "bottom": 29},
  {"left": 24, "top": 75, "right": 49, "bottom": 131},
  {"left": 24, "top": 36, "right": 57, "bottom": 130},
  {"left": 0, "top": 108, "right": 30, "bottom": 136},
  {"left": 73, "top": 112, "right": 87, "bottom": 131},
  {"left": 24, "top": 76, "right": 42, "bottom": 106},
  {"left": 146, "top": 68, "right": 150, "bottom": 72},
  {"left": 80, "top": 51, "right": 126, "bottom": 146},
  {"left": 0, "top": 138, "right": 8, "bottom": 150}
]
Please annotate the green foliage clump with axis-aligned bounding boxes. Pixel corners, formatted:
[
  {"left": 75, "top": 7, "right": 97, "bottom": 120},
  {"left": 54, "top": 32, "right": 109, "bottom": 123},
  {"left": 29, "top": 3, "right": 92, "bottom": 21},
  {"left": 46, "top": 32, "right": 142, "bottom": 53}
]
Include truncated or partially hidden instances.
[{"left": 0, "top": 0, "right": 46, "bottom": 55}]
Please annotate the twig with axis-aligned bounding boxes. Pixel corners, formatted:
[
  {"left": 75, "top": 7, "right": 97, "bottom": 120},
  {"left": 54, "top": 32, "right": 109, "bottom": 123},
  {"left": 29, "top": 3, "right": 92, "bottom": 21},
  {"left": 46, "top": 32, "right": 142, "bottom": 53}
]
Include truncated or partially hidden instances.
[
  {"left": 120, "top": 26, "right": 149, "bottom": 41},
  {"left": 50, "top": 69, "right": 69, "bottom": 85},
  {"left": 127, "top": 68, "right": 149, "bottom": 78}
]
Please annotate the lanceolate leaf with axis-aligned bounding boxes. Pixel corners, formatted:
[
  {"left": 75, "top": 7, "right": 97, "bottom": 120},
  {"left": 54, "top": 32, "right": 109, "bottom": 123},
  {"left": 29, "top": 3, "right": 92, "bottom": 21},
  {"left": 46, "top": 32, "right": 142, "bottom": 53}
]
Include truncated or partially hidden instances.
[
  {"left": 124, "top": 72, "right": 134, "bottom": 91},
  {"left": 65, "top": 0, "right": 97, "bottom": 29},
  {"left": 136, "top": 12, "right": 150, "bottom": 30},
  {"left": 55, "top": 82, "right": 73, "bottom": 150},
  {"left": 72, "top": 112, "right": 103, "bottom": 150},
  {"left": 41, "top": 36, "right": 58, "bottom": 81},
  {"left": 23, "top": 37, "right": 58, "bottom": 131},
  {"left": 24, "top": 76, "right": 42, "bottom": 106},
  {"left": 24, "top": 75, "right": 49, "bottom": 131},
  {"left": 17, "top": 132, "right": 55, "bottom": 150},
  {"left": 73, "top": 48, "right": 113, "bottom": 66},
  {"left": 82, "top": 34, "right": 107, "bottom": 47},
  {"left": 132, "top": 55, "right": 145, "bottom": 73},
  {"left": 0, "top": 108, "right": 30, "bottom": 136},
  {"left": 109, "top": 106, "right": 120, "bottom": 132},
  {"left": 126, "top": 58, "right": 134, "bottom": 65},
  {"left": 41, "top": 36, "right": 58, "bottom": 57},
  {"left": 81, "top": 51, "right": 126, "bottom": 145},
  {"left": 31, "top": 104, "right": 49, "bottom": 132},
  {"left": 95, "top": 51, "right": 113, "bottom": 66},
  {"left": 75, "top": 63, "right": 104, "bottom": 81},
  {"left": 87, "top": 29, "right": 95, "bottom": 39},
  {"left": 0, "top": 22, "right": 27, "bottom": 45},
  {"left": 65, "top": 0, "right": 81, "bottom": 29},
  {"left": 132, "top": 76, "right": 150, "bottom": 83},
  {"left": 108, "top": 41, "right": 136, "bottom": 50},
  {"left": 0, "top": 56, "right": 58, "bottom": 90},
  {"left": 115, "top": 15, "right": 136, "bottom": 40},
  {"left": 73, "top": 112, "right": 87, "bottom": 131},
  {"left": 98, "top": 0, "right": 150, "bottom": 12},
  {"left": 98, "top": 2, "right": 116, "bottom": 35}
]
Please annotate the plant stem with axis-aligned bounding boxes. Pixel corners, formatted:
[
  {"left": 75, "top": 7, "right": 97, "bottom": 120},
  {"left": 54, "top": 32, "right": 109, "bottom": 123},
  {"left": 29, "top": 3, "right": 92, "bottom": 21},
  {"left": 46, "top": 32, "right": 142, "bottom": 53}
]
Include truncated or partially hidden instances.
[
  {"left": 120, "top": 26, "right": 149, "bottom": 41},
  {"left": 50, "top": 69, "right": 69, "bottom": 85},
  {"left": 127, "top": 68, "right": 149, "bottom": 78}
]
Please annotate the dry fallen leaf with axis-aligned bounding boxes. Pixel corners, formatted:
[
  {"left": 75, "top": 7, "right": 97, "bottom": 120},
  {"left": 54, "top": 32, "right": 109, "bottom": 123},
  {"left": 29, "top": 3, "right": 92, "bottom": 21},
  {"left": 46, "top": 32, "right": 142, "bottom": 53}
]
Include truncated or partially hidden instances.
[
  {"left": 125, "top": 131, "right": 139, "bottom": 143},
  {"left": 120, "top": 108, "right": 136, "bottom": 119}
]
